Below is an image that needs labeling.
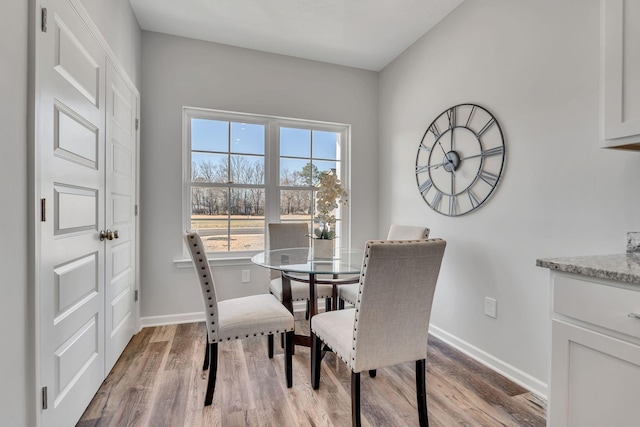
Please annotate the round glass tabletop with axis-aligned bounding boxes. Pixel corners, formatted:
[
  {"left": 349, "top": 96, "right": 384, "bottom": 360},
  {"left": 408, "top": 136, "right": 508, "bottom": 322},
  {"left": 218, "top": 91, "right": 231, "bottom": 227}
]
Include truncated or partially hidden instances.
[{"left": 251, "top": 247, "right": 363, "bottom": 275}]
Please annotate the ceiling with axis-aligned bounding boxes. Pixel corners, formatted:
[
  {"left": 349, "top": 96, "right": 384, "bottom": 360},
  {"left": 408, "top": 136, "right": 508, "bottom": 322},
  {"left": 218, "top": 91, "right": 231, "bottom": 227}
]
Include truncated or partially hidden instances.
[{"left": 129, "top": 0, "right": 464, "bottom": 71}]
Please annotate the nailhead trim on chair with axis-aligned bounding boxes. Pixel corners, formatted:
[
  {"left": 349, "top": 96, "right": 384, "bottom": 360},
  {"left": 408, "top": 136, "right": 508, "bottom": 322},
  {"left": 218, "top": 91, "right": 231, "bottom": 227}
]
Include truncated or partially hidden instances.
[
  {"left": 188, "top": 232, "right": 294, "bottom": 344},
  {"left": 350, "top": 239, "right": 425, "bottom": 365}
]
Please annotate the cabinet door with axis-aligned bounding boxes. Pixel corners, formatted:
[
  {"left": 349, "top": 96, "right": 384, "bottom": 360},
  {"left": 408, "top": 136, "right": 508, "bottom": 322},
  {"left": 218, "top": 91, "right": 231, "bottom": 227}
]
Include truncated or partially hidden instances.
[
  {"left": 602, "top": 0, "right": 640, "bottom": 147},
  {"left": 550, "top": 320, "right": 640, "bottom": 426}
]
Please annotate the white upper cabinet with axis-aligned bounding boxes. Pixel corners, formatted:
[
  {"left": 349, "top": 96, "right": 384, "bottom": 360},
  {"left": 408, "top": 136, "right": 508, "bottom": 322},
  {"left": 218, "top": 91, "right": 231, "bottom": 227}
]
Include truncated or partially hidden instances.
[{"left": 601, "top": 0, "right": 640, "bottom": 149}]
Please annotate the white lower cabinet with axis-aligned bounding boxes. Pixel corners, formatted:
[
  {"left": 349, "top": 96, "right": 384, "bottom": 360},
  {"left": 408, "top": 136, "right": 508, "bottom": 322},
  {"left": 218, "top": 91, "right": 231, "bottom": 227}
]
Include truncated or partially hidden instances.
[{"left": 548, "top": 273, "right": 640, "bottom": 426}]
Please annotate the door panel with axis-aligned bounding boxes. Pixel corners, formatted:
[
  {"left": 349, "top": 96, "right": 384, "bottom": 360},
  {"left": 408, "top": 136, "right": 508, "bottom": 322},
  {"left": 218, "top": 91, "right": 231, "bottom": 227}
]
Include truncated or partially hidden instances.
[
  {"left": 104, "top": 60, "right": 137, "bottom": 371},
  {"left": 38, "top": 1, "right": 105, "bottom": 426}
]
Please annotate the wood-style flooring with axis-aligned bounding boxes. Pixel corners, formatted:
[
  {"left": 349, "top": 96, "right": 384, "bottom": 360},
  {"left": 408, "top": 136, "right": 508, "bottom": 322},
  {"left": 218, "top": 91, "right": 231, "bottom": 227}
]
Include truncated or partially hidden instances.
[{"left": 78, "top": 314, "right": 546, "bottom": 426}]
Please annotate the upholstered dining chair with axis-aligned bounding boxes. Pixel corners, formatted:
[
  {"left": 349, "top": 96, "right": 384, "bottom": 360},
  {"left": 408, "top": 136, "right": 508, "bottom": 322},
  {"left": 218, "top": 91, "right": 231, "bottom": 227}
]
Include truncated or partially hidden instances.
[
  {"left": 185, "top": 231, "right": 295, "bottom": 406},
  {"left": 268, "top": 223, "right": 334, "bottom": 318},
  {"left": 311, "top": 239, "right": 446, "bottom": 427},
  {"left": 337, "top": 224, "right": 429, "bottom": 308}
]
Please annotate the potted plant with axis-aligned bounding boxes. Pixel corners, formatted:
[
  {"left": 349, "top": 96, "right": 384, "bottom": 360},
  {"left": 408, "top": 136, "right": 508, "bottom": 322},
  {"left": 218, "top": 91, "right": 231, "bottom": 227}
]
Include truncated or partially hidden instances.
[{"left": 313, "top": 171, "right": 348, "bottom": 257}]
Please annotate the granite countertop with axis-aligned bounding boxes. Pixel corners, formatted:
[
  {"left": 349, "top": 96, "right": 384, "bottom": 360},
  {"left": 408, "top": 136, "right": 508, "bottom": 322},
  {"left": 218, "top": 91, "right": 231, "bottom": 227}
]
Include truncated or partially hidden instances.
[{"left": 536, "top": 253, "right": 640, "bottom": 285}]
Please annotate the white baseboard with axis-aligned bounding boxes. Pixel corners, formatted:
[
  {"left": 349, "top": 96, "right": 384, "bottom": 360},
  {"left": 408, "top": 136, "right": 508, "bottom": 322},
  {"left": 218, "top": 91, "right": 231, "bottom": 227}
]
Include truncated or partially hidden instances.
[
  {"left": 429, "top": 324, "right": 548, "bottom": 399},
  {"left": 140, "top": 311, "right": 206, "bottom": 328}
]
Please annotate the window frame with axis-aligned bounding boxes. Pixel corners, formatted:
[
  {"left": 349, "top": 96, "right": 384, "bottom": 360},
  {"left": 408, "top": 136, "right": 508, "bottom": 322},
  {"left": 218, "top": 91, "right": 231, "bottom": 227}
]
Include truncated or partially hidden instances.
[{"left": 182, "top": 107, "right": 351, "bottom": 260}]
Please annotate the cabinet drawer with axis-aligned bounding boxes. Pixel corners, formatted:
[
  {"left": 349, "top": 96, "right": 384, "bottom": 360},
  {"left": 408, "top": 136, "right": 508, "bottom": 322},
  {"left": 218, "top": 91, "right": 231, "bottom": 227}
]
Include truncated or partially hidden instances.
[{"left": 553, "top": 274, "right": 640, "bottom": 339}]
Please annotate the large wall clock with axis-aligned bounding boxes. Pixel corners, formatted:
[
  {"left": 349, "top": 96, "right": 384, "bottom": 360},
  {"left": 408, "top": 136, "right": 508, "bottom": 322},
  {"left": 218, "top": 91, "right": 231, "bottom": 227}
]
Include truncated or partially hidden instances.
[{"left": 415, "top": 104, "right": 505, "bottom": 216}]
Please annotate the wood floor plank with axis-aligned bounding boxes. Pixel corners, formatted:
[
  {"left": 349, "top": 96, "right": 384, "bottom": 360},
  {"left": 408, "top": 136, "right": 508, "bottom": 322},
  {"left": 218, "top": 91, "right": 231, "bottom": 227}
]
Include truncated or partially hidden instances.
[{"left": 80, "top": 318, "right": 546, "bottom": 427}]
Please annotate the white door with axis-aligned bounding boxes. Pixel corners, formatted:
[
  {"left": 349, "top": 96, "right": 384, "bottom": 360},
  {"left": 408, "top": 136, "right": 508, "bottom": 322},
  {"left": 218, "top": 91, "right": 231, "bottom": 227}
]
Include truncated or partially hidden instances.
[
  {"left": 37, "top": 0, "right": 106, "bottom": 425},
  {"left": 37, "top": 0, "right": 139, "bottom": 425},
  {"left": 104, "top": 60, "right": 137, "bottom": 371}
]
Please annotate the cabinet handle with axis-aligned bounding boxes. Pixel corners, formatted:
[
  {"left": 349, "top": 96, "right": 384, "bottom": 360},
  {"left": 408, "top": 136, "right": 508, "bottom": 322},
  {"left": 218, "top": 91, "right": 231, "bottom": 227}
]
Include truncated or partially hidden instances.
[{"left": 627, "top": 313, "right": 640, "bottom": 320}]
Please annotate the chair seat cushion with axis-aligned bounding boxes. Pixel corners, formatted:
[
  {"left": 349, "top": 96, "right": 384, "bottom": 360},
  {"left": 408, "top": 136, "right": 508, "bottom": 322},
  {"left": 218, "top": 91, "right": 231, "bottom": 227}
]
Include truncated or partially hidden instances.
[
  {"left": 269, "top": 277, "right": 334, "bottom": 301},
  {"left": 337, "top": 283, "right": 359, "bottom": 305},
  {"left": 311, "top": 308, "right": 356, "bottom": 366},
  {"left": 216, "top": 294, "right": 294, "bottom": 342}
]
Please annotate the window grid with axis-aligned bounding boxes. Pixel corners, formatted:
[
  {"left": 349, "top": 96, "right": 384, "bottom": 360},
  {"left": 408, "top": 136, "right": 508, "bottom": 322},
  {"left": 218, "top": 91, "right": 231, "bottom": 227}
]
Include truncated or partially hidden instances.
[{"left": 183, "top": 108, "right": 350, "bottom": 258}]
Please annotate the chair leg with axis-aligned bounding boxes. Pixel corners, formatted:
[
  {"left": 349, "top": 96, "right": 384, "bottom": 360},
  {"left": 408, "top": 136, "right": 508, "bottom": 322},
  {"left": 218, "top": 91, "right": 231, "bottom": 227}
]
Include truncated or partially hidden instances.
[
  {"left": 339, "top": 298, "right": 345, "bottom": 310},
  {"left": 311, "top": 333, "right": 323, "bottom": 389},
  {"left": 305, "top": 300, "right": 310, "bottom": 320},
  {"left": 202, "top": 335, "right": 209, "bottom": 371},
  {"left": 204, "top": 343, "right": 218, "bottom": 406},
  {"left": 351, "top": 372, "right": 361, "bottom": 427},
  {"left": 325, "top": 297, "right": 332, "bottom": 312},
  {"left": 285, "top": 331, "right": 294, "bottom": 388},
  {"left": 368, "top": 369, "right": 376, "bottom": 378},
  {"left": 268, "top": 334, "right": 274, "bottom": 358},
  {"left": 416, "top": 359, "right": 429, "bottom": 427}
]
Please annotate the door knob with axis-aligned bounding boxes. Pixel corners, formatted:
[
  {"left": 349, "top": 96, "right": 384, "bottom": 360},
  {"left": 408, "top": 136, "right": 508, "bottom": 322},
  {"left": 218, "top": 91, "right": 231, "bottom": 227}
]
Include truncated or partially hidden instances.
[{"left": 99, "top": 229, "right": 120, "bottom": 241}]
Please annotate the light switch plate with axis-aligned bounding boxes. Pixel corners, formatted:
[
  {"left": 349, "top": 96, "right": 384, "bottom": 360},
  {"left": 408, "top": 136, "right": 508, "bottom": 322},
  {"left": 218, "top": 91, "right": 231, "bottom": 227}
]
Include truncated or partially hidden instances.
[{"left": 241, "top": 270, "right": 250, "bottom": 283}]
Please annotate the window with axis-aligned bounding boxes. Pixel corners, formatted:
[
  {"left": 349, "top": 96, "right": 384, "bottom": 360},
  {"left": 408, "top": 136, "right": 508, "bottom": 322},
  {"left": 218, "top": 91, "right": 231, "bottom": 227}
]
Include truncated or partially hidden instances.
[{"left": 183, "top": 108, "right": 350, "bottom": 257}]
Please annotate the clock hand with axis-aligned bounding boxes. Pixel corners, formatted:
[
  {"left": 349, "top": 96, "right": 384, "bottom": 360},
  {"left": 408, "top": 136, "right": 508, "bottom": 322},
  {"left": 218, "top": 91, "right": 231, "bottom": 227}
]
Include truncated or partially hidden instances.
[{"left": 458, "top": 153, "right": 483, "bottom": 161}]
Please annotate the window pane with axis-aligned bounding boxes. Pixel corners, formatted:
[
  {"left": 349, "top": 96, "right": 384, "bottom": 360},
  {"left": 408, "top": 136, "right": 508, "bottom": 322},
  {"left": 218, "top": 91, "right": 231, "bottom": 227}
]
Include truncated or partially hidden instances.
[
  {"left": 312, "top": 130, "right": 339, "bottom": 160},
  {"left": 280, "top": 159, "right": 321, "bottom": 186},
  {"left": 230, "top": 155, "right": 264, "bottom": 184},
  {"left": 231, "top": 122, "right": 265, "bottom": 155},
  {"left": 230, "top": 219, "right": 265, "bottom": 251},
  {"left": 192, "top": 153, "right": 228, "bottom": 183},
  {"left": 313, "top": 160, "right": 338, "bottom": 178},
  {"left": 229, "top": 188, "right": 265, "bottom": 251},
  {"left": 190, "top": 219, "right": 229, "bottom": 252},
  {"left": 229, "top": 188, "right": 265, "bottom": 217},
  {"left": 191, "top": 186, "right": 228, "bottom": 216},
  {"left": 192, "top": 118, "right": 228, "bottom": 152},
  {"left": 280, "top": 127, "right": 311, "bottom": 157},
  {"left": 280, "top": 189, "right": 313, "bottom": 221}
]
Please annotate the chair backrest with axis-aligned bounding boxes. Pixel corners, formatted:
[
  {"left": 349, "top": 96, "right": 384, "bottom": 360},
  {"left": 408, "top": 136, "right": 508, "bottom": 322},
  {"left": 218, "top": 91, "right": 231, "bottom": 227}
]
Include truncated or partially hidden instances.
[
  {"left": 351, "top": 239, "right": 446, "bottom": 372},
  {"left": 268, "top": 223, "right": 310, "bottom": 280},
  {"left": 386, "top": 224, "right": 429, "bottom": 240},
  {"left": 185, "top": 231, "right": 220, "bottom": 342}
]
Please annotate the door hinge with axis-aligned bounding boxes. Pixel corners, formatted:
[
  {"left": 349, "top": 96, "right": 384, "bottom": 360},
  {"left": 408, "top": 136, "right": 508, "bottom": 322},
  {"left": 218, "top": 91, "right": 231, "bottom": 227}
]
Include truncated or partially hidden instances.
[
  {"left": 134, "top": 290, "right": 139, "bottom": 302},
  {"left": 41, "top": 8, "right": 48, "bottom": 33},
  {"left": 134, "top": 204, "right": 138, "bottom": 216},
  {"left": 135, "top": 118, "right": 139, "bottom": 131},
  {"left": 41, "top": 198, "right": 46, "bottom": 222},
  {"left": 42, "top": 386, "right": 48, "bottom": 410}
]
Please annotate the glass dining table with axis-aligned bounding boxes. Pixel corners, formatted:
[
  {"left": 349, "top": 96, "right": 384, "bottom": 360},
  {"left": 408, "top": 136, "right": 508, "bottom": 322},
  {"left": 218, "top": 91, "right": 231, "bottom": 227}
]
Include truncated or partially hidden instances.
[{"left": 251, "top": 246, "right": 363, "bottom": 348}]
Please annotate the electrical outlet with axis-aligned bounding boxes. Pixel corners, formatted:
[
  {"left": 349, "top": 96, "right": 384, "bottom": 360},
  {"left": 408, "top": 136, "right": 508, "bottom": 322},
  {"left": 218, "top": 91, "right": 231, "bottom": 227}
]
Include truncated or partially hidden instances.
[
  {"left": 484, "top": 297, "right": 497, "bottom": 318},
  {"left": 241, "top": 270, "right": 250, "bottom": 283}
]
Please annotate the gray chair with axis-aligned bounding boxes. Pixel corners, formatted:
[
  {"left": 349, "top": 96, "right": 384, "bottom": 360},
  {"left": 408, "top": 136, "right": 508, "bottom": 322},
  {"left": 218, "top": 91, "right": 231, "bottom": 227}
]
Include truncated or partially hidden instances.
[
  {"left": 311, "top": 239, "right": 446, "bottom": 427},
  {"left": 338, "top": 224, "right": 429, "bottom": 308},
  {"left": 268, "top": 223, "right": 334, "bottom": 317},
  {"left": 185, "top": 231, "right": 295, "bottom": 406}
]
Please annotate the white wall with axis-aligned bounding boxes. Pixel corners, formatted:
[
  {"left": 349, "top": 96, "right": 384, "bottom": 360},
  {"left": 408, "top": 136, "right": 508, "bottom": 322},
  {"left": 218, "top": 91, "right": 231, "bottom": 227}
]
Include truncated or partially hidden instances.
[
  {"left": 139, "top": 32, "right": 379, "bottom": 321},
  {"left": 1, "top": 0, "right": 29, "bottom": 424},
  {"left": 379, "top": 0, "right": 640, "bottom": 395}
]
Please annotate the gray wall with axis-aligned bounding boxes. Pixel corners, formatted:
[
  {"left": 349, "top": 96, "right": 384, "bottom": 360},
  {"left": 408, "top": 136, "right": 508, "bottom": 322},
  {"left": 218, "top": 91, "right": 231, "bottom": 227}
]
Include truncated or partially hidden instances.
[
  {"left": 1, "top": 0, "right": 29, "bottom": 424},
  {"left": 139, "top": 32, "right": 379, "bottom": 321},
  {"left": 379, "top": 0, "right": 640, "bottom": 395}
]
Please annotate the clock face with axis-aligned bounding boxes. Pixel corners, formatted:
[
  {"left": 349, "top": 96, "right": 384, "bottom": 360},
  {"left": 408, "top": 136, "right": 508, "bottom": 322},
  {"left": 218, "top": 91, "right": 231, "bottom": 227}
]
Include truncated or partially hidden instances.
[{"left": 415, "top": 104, "right": 505, "bottom": 216}]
